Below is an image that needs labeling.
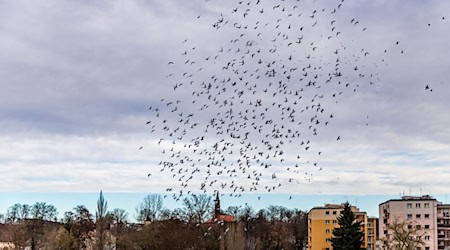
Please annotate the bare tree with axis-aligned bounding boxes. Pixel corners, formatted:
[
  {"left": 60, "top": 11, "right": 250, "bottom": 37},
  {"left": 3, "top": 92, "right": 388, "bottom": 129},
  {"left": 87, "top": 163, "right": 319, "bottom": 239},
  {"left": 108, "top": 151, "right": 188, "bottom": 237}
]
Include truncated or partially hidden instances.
[
  {"left": 182, "top": 194, "right": 212, "bottom": 223},
  {"left": 6, "top": 203, "right": 21, "bottom": 223},
  {"left": 382, "top": 218, "right": 426, "bottom": 250},
  {"left": 18, "top": 204, "right": 30, "bottom": 220},
  {"left": 135, "top": 194, "right": 164, "bottom": 222},
  {"left": 30, "top": 202, "right": 57, "bottom": 221},
  {"left": 64, "top": 205, "right": 95, "bottom": 249},
  {"left": 225, "top": 205, "right": 241, "bottom": 219},
  {"left": 109, "top": 208, "right": 128, "bottom": 225},
  {"left": 290, "top": 209, "right": 308, "bottom": 250}
]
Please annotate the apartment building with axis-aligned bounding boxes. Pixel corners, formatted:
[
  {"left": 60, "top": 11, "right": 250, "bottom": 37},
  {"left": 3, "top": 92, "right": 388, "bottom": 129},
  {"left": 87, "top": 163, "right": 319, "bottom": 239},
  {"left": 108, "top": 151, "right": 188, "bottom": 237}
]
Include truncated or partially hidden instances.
[
  {"left": 308, "top": 203, "right": 368, "bottom": 250},
  {"left": 437, "top": 204, "right": 450, "bottom": 250},
  {"left": 379, "top": 195, "right": 439, "bottom": 250},
  {"left": 367, "top": 217, "right": 378, "bottom": 250}
]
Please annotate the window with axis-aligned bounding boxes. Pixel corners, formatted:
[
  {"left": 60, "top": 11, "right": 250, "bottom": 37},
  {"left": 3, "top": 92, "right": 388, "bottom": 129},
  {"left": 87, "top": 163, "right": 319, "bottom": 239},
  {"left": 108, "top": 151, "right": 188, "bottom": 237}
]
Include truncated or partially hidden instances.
[
  {"left": 326, "top": 238, "right": 331, "bottom": 242},
  {"left": 407, "top": 214, "right": 412, "bottom": 219},
  {"left": 425, "top": 247, "right": 430, "bottom": 250},
  {"left": 416, "top": 225, "right": 421, "bottom": 230},
  {"left": 416, "top": 214, "right": 421, "bottom": 219},
  {"left": 408, "top": 224, "right": 413, "bottom": 229},
  {"left": 425, "top": 225, "right": 430, "bottom": 229},
  {"left": 416, "top": 203, "right": 421, "bottom": 208},
  {"left": 425, "top": 235, "right": 430, "bottom": 241},
  {"left": 424, "top": 214, "right": 430, "bottom": 219},
  {"left": 326, "top": 220, "right": 330, "bottom": 224},
  {"left": 326, "top": 211, "right": 330, "bottom": 215},
  {"left": 333, "top": 220, "right": 337, "bottom": 224},
  {"left": 424, "top": 203, "right": 430, "bottom": 208},
  {"left": 333, "top": 211, "right": 337, "bottom": 215},
  {"left": 326, "top": 229, "right": 330, "bottom": 234},
  {"left": 407, "top": 203, "right": 412, "bottom": 209}
]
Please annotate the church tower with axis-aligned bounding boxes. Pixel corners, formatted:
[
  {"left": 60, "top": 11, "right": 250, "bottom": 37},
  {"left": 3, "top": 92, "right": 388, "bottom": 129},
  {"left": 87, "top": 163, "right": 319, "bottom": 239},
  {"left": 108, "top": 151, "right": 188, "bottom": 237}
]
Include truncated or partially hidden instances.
[{"left": 214, "top": 191, "right": 221, "bottom": 219}]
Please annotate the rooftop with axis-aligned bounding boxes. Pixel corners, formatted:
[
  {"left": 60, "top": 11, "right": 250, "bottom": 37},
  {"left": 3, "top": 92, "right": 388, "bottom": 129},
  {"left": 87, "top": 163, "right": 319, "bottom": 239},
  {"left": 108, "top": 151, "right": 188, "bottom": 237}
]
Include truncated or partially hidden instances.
[{"left": 379, "top": 195, "right": 437, "bottom": 206}]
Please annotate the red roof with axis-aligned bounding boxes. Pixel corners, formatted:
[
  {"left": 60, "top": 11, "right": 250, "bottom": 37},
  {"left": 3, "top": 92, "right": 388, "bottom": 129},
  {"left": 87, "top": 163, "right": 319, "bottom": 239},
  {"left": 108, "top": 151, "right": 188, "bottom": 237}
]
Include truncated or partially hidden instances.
[{"left": 205, "top": 214, "right": 235, "bottom": 223}]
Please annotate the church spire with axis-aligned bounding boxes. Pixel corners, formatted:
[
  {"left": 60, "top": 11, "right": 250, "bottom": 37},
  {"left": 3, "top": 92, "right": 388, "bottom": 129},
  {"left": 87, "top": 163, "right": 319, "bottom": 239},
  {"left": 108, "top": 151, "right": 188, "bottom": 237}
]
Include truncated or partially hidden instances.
[{"left": 214, "top": 191, "right": 220, "bottom": 219}]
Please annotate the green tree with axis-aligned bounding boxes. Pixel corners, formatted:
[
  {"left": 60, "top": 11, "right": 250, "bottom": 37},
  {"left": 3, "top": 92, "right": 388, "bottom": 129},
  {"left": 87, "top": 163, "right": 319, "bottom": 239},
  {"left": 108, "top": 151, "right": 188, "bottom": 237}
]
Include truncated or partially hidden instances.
[
  {"left": 95, "top": 190, "right": 109, "bottom": 250},
  {"left": 331, "top": 202, "right": 365, "bottom": 250},
  {"left": 96, "top": 190, "right": 108, "bottom": 221}
]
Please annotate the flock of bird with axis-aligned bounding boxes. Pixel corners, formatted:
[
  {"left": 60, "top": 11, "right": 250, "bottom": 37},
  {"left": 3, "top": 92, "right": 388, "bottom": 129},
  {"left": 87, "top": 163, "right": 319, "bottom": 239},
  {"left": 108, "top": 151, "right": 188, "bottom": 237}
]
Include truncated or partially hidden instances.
[{"left": 141, "top": 0, "right": 445, "bottom": 201}]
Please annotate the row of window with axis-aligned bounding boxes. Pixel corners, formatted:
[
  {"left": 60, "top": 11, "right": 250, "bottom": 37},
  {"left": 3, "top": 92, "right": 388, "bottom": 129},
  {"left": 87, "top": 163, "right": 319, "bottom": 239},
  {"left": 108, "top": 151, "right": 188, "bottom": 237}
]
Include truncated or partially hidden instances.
[
  {"left": 325, "top": 210, "right": 339, "bottom": 215},
  {"left": 384, "top": 224, "right": 430, "bottom": 235},
  {"left": 407, "top": 224, "right": 430, "bottom": 230},
  {"left": 325, "top": 219, "right": 337, "bottom": 224},
  {"left": 386, "top": 234, "right": 431, "bottom": 241},
  {"left": 407, "top": 213, "right": 430, "bottom": 219},
  {"left": 407, "top": 202, "right": 430, "bottom": 209}
]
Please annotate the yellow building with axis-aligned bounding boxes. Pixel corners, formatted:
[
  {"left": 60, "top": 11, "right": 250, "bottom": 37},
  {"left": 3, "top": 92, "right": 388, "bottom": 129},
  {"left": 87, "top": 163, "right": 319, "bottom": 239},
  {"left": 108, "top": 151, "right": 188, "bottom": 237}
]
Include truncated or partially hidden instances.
[
  {"left": 367, "top": 217, "right": 378, "bottom": 250},
  {"left": 308, "top": 204, "right": 368, "bottom": 250}
]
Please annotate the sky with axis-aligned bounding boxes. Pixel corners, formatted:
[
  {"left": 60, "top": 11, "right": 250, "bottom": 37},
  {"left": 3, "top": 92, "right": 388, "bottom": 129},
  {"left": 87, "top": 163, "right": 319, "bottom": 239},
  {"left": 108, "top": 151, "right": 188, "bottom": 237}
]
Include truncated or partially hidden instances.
[{"left": 1, "top": 0, "right": 450, "bottom": 220}]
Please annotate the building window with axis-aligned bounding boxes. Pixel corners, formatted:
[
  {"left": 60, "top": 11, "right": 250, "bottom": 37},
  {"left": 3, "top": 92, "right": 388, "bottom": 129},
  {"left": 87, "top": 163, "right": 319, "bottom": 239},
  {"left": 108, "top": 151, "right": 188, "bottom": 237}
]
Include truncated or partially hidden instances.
[
  {"left": 424, "top": 225, "right": 430, "bottom": 229},
  {"left": 407, "top": 214, "right": 412, "bottom": 219},
  {"left": 326, "top": 238, "right": 331, "bottom": 242},
  {"left": 326, "top": 220, "right": 330, "bottom": 224},
  {"left": 333, "top": 211, "right": 337, "bottom": 215},
  {"left": 407, "top": 203, "right": 412, "bottom": 209},
  {"left": 326, "top": 229, "right": 330, "bottom": 234},
  {"left": 333, "top": 220, "right": 337, "bottom": 224},
  {"left": 424, "top": 214, "right": 430, "bottom": 219},
  {"left": 424, "top": 203, "right": 430, "bottom": 208},
  {"left": 425, "top": 235, "right": 430, "bottom": 241},
  {"left": 425, "top": 247, "right": 430, "bottom": 250},
  {"left": 416, "top": 203, "right": 421, "bottom": 208},
  {"left": 416, "top": 225, "right": 421, "bottom": 230},
  {"left": 408, "top": 224, "right": 413, "bottom": 229},
  {"left": 326, "top": 211, "right": 330, "bottom": 215},
  {"left": 416, "top": 214, "right": 421, "bottom": 219}
]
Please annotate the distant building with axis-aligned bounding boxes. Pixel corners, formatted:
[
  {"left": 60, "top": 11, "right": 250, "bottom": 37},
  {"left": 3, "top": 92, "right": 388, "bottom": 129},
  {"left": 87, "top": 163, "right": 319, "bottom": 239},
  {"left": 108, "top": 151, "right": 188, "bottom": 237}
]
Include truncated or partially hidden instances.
[
  {"left": 206, "top": 192, "right": 234, "bottom": 223},
  {"left": 367, "top": 217, "right": 378, "bottom": 250},
  {"left": 308, "top": 203, "right": 368, "bottom": 250},
  {"left": 437, "top": 203, "right": 450, "bottom": 249},
  {"left": 379, "top": 195, "right": 439, "bottom": 250}
]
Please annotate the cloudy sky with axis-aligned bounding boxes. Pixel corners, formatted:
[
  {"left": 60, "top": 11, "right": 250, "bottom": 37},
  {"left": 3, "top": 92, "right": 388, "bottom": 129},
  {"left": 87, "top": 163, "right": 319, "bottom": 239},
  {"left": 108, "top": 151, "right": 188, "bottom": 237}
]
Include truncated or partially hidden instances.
[{"left": 1, "top": 0, "right": 450, "bottom": 216}]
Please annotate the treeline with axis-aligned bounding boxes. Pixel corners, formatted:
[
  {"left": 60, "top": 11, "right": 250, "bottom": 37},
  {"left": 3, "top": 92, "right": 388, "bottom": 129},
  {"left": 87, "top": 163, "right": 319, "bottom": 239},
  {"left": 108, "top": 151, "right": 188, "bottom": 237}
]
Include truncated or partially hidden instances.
[{"left": 0, "top": 193, "right": 308, "bottom": 249}]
